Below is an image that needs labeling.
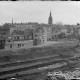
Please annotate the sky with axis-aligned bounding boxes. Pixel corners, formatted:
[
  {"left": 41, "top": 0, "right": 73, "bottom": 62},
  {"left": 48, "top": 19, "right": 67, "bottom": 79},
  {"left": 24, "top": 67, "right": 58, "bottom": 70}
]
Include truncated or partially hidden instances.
[{"left": 0, "top": 1, "right": 80, "bottom": 25}]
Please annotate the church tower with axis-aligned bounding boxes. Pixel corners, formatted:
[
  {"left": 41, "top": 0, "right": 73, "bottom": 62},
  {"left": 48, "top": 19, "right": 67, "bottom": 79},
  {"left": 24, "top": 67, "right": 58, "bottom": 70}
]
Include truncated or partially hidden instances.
[
  {"left": 48, "top": 11, "right": 53, "bottom": 25},
  {"left": 11, "top": 18, "right": 13, "bottom": 27}
]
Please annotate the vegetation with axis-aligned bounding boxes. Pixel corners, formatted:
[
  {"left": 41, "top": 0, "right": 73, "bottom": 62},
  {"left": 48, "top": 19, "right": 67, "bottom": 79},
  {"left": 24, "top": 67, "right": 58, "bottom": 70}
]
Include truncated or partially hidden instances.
[
  {"left": 57, "top": 32, "right": 66, "bottom": 39},
  {"left": 0, "top": 40, "right": 79, "bottom": 63}
]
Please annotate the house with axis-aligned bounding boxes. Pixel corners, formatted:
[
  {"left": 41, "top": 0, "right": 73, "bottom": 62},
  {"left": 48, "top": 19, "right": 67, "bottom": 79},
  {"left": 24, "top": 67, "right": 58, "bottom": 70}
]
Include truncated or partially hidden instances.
[{"left": 78, "top": 28, "right": 80, "bottom": 35}]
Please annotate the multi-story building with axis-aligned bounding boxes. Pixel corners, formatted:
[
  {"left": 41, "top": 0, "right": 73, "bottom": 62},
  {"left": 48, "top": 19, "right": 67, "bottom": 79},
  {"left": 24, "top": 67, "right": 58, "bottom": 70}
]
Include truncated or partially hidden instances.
[
  {"left": 0, "top": 24, "right": 10, "bottom": 49},
  {"left": 41, "top": 24, "right": 52, "bottom": 41},
  {"left": 24, "top": 28, "right": 33, "bottom": 40},
  {"left": 10, "top": 22, "right": 38, "bottom": 33},
  {"left": 5, "top": 39, "right": 33, "bottom": 50},
  {"left": 33, "top": 24, "right": 53, "bottom": 46},
  {"left": 33, "top": 25, "right": 47, "bottom": 46},
  {"left": 5, "top": 28, "right": 33, "bottom": 50}
]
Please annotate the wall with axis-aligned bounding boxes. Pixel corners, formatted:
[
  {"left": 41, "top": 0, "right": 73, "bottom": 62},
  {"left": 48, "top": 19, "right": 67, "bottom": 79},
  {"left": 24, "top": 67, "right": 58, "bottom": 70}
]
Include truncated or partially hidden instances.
[{"left": 5, "top": 40, "right": 33, "bottom": 50}]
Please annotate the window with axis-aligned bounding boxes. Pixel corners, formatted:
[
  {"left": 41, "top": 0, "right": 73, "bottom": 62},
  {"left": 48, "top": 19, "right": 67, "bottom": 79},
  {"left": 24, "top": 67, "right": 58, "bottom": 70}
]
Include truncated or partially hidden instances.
[
  {"left": 17, "top": 37, "right": 19, "bottom": 40},
  {"left": 18, "top": 44, "right": 21, "bottom": 48},
  {"left": 22, "top": 44, "right": 24, "bottom": 46},
  {"left": 10, "top": 44, "right": 12, "bottom": 48}
]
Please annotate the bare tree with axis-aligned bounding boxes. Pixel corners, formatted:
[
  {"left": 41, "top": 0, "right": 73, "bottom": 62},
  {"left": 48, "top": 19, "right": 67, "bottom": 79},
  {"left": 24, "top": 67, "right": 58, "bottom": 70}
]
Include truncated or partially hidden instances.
[{"left": 56, "top": 21, "right": 63, "bottom": 25}]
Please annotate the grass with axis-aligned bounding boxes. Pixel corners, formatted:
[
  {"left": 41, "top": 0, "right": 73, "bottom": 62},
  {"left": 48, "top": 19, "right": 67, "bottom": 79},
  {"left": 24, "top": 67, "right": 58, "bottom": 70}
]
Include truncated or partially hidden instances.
[{"left": 0, "top": 40, "right": 79, "bottom": 63}]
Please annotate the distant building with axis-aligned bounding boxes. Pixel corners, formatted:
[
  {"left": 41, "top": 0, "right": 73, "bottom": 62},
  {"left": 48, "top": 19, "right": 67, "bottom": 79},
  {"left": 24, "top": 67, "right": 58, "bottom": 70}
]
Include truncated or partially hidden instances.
[
  {"left": 0, "top": 38, "right": 6, "bottom": 49},
  {"left": 10, "top": 22, "right": 38, "bottom": 34},
  {"left": 33, "top": 24, "right": 53, "bottom": 46},
  {"left": 5, "top": 35, "right": 14, "bottom": 49},
  {"left": 0, "top": 24, "right": 10, "bottom": 49},
  {"left": 33, "top": 25, "right": 47, "bottom": 46},
  {"left": 64, "top": 25, "right": 74, "bottom": 35},
  {"left": 0, "top": 25, "right": 10, "bottom": 35},
  {"left": 24, "top": 28, "right": 33, "bottom": 40},
  {"left": 11, "top": 30, "right": 25, "bottom": 41},
  {"left": 5, "top": 40, "right": 33, "bottom": 50},
  {"left": 41, "top": 24, "right": 52, "bottom": 41},
  {"left": 60, "top": 28, "right": 68, "bottom": 33},
  {"left": 51, "top": 25, "right": 61, "bottom": 40},
  {"left": 5, "top": 28, "right": 33, "bottom": 50},
  {"left": 72, "top": 25, "right": 79, "bottom": 36},
  {"left": 78, "top": 28, "right": 80, "bottom": 35},
  {"left": 48, "top": 11, "right": 53, "bottom": 25}
]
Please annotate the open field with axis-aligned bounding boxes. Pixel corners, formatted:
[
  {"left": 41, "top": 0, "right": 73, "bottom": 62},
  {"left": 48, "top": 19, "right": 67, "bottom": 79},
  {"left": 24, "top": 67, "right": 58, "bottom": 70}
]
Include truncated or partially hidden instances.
[{"left": 0, "top": 40, "right": 79, "bottom": 63}]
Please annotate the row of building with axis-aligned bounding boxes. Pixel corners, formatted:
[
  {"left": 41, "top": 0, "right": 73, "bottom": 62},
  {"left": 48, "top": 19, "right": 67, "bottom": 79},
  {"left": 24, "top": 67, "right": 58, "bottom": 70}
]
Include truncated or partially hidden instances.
[{"left": 0, "top": 11, "right": 80, "bottom": 50}]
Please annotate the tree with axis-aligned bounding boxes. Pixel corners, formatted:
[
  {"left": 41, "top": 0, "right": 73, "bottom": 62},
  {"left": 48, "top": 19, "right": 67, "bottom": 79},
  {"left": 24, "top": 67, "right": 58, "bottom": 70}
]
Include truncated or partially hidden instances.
[
  {"left": 57, "top": 32, "right": 66, "bottom": 39},
  {"left": 56, "top": 21, "right": 63, "bottom": 25}
]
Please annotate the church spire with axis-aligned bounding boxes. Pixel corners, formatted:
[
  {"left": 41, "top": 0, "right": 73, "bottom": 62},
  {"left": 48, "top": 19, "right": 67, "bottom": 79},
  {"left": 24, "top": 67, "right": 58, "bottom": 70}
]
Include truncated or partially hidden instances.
[
  {"left": 11, "top": 18, "right": 13, "bottom": 27},
  {"left": 50, "top": 11, "right": 52, "bottom": 17},
  {"left": 48, "top": 11, "right": 53, "bottom": 25}
]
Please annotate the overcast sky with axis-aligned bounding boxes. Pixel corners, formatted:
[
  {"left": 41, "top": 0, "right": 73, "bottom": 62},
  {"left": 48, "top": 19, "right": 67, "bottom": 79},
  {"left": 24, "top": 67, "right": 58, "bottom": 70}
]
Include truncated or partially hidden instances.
[{"left": 0, "top": 1, "right": 80, "bottom": 25}]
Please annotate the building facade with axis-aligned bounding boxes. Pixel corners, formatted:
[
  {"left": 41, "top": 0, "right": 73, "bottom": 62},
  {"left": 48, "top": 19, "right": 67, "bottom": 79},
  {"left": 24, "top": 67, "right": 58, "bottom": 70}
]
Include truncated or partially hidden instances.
[
  {"left": 33, "top": 25, "right": 47, "bottom": 46},
  {"left": 33, "top": 24, "right": 53, "bottom": 46},
  {"left": 5, "top": 28, "right": 33, "bottom": 50},
  {"left": 5, "top": 40, "right": 33, "bottom": 50},
  {"left": 10, "top": 22, "right": 35, "bottom": 34}
]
